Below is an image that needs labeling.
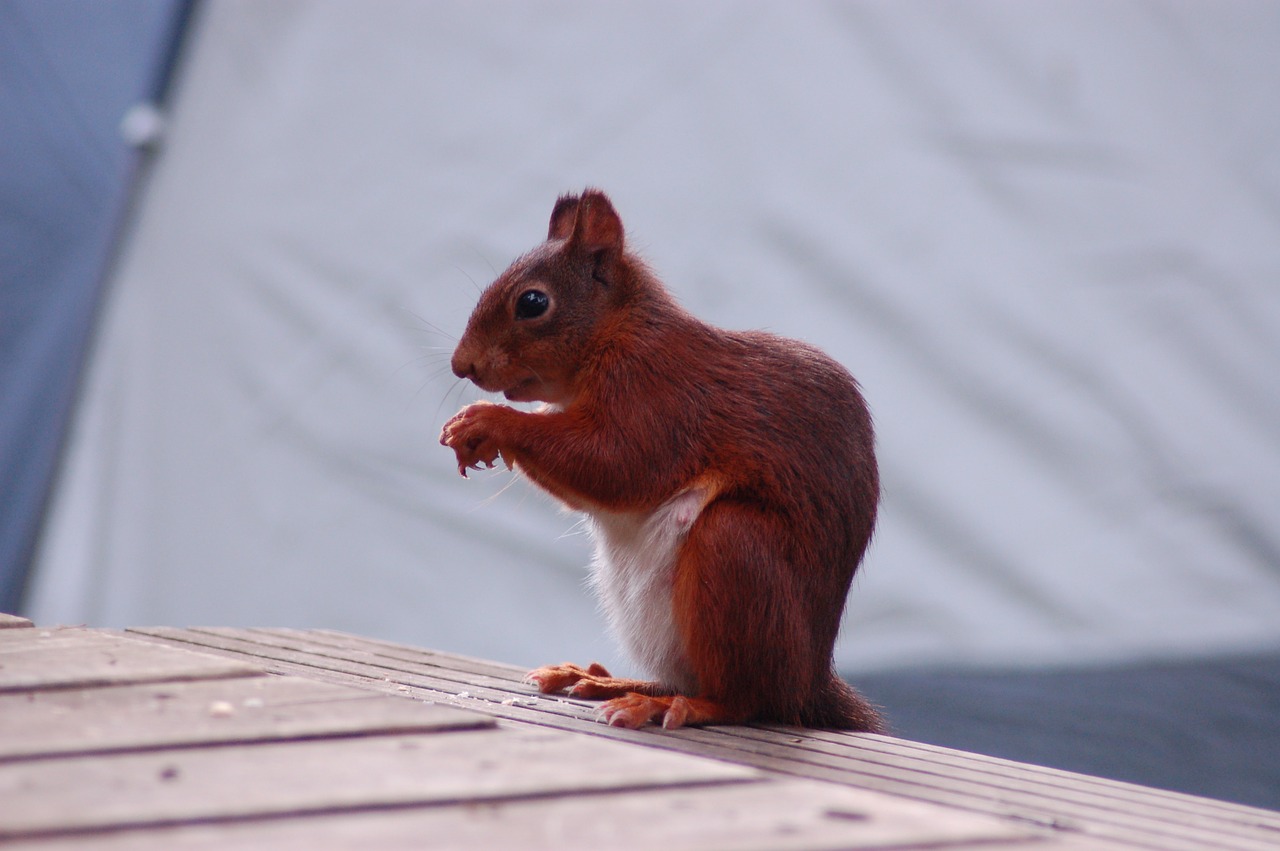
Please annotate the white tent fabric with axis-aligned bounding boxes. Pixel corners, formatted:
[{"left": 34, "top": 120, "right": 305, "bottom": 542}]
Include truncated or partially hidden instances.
[{"left": 29, "top": 0, "right": 1280, "bottom": 675}]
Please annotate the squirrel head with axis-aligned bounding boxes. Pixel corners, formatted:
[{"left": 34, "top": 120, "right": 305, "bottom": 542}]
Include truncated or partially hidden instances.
[{"left": 451, "top": 189, "right": 630, "bottom": 405}]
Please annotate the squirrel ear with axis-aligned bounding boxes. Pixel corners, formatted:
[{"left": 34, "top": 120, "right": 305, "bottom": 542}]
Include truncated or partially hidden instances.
[
  {"left": 568, "top": 189, "right": 624, "bottom": 282},
  {"left": 548, "top": 193, "right": 580, "bottom": 241}
]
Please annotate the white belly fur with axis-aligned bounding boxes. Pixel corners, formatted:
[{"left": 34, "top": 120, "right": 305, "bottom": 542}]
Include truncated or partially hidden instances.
[{"left": 586, "top": 487, "right": 710, "bottom": 694}]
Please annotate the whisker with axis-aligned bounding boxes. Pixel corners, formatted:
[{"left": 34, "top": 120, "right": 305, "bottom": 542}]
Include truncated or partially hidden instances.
[
  {"left": 470, "top": 248, "right": 499, "bottom": 279},
  {"left": 393, "top": 353, "right": 451, "bottom": 380},
  {"left": 401, "top": 307, "right": 458, "bottom": 342},
  {"left": 524, "top": 363, "right": 549, "bottom": 388},
  {"left": 433, "top": 376, "right": 484, "bottom": 425},
  {"left": 483, "top": 472, "right": 523, "bottom": 505},
  {"left": 557, "top": 516, "right": 592, "bottom": 541},
  {"left": 453, "top": 263, "right": 486, "bottom": 295}
]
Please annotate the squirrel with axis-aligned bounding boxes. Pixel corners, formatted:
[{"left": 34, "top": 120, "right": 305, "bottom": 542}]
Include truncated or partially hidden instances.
[{"left": 441, "top": 189, "right": 883, "bottom": 732}]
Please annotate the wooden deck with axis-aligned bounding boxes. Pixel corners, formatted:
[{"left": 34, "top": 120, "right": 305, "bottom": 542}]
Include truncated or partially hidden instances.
[{"left": 2, "top": 616, "right": 1278, "bottom": 849}]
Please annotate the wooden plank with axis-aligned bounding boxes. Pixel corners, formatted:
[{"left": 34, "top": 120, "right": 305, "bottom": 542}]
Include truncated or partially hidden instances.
[
  {"left": 126, "top": 626, "right": 561, "bottom": 714},
  {"left": 294, "top": 627, "right": 532, "bottom": 680},
  {"left": 250, "top": 630, "right": 1280, "bottom": 831},
  {"left": 270, "top": 623, "right": 1280, "bottom": 835},
  {"left": 241, "top": 629, "right": 1280, "bottom": 833},
  {"left": 674, "top": 726, "right": 1280, "bottom": 851},
  {"left": 0, "top": 628, "right": 259, "bottom": 692},
  {"left": 0, "top": 725, "right": 758, "bottom": 840},
  {"left": 739, "top": 725, "right": 1280, "bottom": 828},
  {"left": 209, "top": 626, "right": 530, "bottom": 691},
  {"left": 0, "top": 674, "right": 490, "bottom": 761},
  {"left": 142, "top": 627, "right": 1280, "bottom": 849},
  {"left": 127, "top": 627, "right": 1280, "bottom": 851},
  {"left": 117, "top": 629, "right": 1170, "bottom": 843},
  {"left": 0, "top": 613, "right": 33, "bottom": 629},
  {"left": 108, "top": 631, "right": 1109, "bottom": 847},
  {"left": 123, "top": 628, "right": 679, "bottom": 761},
  {"left": 0, "top": 778, "right": 1053, "bottom": 851},
  {"left": 707, "top": 724, "right": 1280, "bottom": 828}
]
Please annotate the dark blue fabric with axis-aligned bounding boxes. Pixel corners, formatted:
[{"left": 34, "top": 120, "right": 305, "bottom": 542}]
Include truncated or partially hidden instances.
[
  {"left": 856, "top": 652, "right": 1280, "bottom": 811},
  {"left": 0, "top": 0, "right": 186, "bottom": 613}
]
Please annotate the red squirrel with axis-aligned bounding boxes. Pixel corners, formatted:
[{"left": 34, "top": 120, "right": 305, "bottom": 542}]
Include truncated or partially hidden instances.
[{"left": 441, "top": 190, "right": 883, "bottom": 732}]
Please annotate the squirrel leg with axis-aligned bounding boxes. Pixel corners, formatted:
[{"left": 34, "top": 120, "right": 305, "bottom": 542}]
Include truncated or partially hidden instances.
[
  {"left": 669, "top": 498, "right": 819, "bottom": 727},
  {"left": 525, "top": 662, "right": 669, "bottom": 699}
]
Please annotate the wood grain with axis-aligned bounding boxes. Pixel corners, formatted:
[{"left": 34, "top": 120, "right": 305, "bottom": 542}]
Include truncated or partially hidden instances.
[
  {"left": 0, "top": 628, "right": 258, "bottom": 692},
  {"left": 125, "top": 626, "right": 1280, "bottom": 851},
  {"left": 0, "top": 777, "right": 1047, "bottom": 851},
  {"left": 0, "top": 725, "right": 757, "bottom": 839},
  {"left": 0, "top": 674, "right": 489, "bottom": 760}
]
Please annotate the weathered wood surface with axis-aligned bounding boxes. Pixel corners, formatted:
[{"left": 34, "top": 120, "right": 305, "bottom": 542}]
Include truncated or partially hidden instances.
[
  {"left": 0, "top": 674, "right": 486, "bottom": 760},
  {"left": 126, "top": 626, "right": 1280, "bottom": 851},
  {"left": 0, "top": 627, "right": 256, "bottom": 692},
  {"left": 0, "top": 779, "right": 1052, "bottom": 851},
  {"left": 0, "top": 625, "right": 1047, "bottom": 850},
  {"left": 0, "top": 726, "right": 756, "bottom": 838}
]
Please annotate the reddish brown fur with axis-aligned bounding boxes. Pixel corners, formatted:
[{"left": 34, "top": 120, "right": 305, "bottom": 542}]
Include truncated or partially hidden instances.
[{"left": 442, "top": 189, "right": 883, "bottom": 732}]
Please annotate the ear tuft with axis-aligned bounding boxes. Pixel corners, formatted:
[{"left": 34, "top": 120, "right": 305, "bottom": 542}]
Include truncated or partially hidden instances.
[
  {"left": 548, "top": 193, "right": 580, "bottom": 240},
  {"left": 571, "top": 189, "right": 624, "bottom": 258}
]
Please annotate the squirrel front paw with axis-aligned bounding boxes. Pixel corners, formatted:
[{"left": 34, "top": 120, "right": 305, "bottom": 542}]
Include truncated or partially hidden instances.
[{"left": 440, "top": 401, "right": 509, "bottom": 476}]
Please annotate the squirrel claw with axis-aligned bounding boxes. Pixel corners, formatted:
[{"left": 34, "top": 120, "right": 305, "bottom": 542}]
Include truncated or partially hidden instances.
[
  {"left": 597, "top": 694, "right": 666, "bottom": 729},
  {"left": 441, "top": 401, "right": 505, "bottom": 475},
  {"left": 597, "top": 694, "right": 692, "bottom": 730}
]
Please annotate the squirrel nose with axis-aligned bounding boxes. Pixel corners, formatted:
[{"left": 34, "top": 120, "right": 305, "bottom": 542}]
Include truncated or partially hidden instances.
[{"left": 451, "top": 356, "right": 476, "bottom": 381}]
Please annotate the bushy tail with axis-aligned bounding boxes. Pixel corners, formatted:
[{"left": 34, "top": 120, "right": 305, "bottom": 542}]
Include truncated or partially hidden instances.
[{"left": 802, "top": 671, "right": 886, "bottom": 732}]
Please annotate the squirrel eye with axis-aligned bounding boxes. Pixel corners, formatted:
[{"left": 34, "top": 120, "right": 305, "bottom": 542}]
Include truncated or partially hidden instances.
[{"left": 515, "top": 289, "right": 550, "bottom": 320}]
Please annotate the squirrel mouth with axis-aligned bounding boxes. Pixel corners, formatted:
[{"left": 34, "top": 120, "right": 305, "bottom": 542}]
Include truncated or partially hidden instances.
[{"left": 503, "top": 377, "right": 539, "bottom": 401}]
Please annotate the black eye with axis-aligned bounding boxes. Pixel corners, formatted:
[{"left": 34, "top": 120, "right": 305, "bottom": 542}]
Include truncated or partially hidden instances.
[{"left": 515, "top": 289, "right": 549, "bottom": 320}]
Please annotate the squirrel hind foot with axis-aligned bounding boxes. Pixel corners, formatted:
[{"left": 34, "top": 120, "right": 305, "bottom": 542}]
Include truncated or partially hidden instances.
[
  {"left": 598, "top": 693, "right": 672, "bottom": 728},
  {"left": 597, "top": 694, "right": 739, "bottom": 729}
]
